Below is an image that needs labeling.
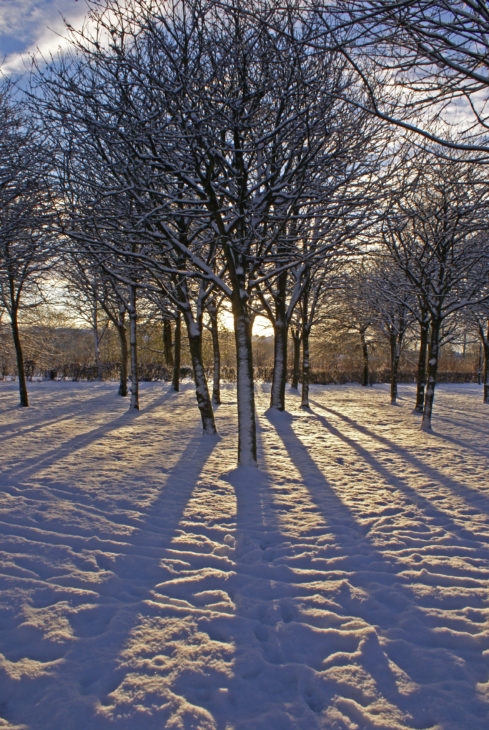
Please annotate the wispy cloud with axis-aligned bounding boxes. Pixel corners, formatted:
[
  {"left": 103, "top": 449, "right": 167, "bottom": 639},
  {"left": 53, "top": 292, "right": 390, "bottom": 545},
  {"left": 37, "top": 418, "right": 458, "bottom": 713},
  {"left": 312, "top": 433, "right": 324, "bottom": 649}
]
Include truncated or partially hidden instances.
[{"left": 0, "top": 0, "right": 88, "bottom": 75}]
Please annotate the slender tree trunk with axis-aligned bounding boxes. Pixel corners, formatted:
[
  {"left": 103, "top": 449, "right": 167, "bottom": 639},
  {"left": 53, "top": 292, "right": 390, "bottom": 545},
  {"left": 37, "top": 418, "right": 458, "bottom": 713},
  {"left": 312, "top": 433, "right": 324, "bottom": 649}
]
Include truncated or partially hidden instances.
[
  {"left": 291, "top": 328, "right": 301, "bottom": 390},
  {"left": 172, "top": 314, "right": 181, "bottom": 392},
  {"left": 390, "top": 331, "right": 403, "bottom": 405},
  {"left": 360, "top": 327, "right": 369, "bottom": 387},
  {"left": 414, "top": 316, "right": 429, "bottom": 414},
  {"left": 163, "top": 318, "right": 173, "bottom": 368},
  {"left": 483, "top": 342, "right": 489, "bottom": 404},
  {"left": 483, "top": 322, "right": 489, "bottom": 404},
  {"left": 233, "top": 297, "right": 257, "bottom": 466},
  {"left": 421, "top": 315, "right": 441, "bottom": 432},
  {"left": 301, "top": 325, "right": 311, "bottom": 409},
  {"left": 183, "top": 314, "right": 216, "bottom": 434},
  {"left": 270, "top": 319, "right": 288, "bottom": 410},
  {"left": 128, "top": 285, "right": 139, "bottom": 410},
  {"left": 270, "top": 271, "right": 288, "bottom": 410},
  {"left": 116, "top": 309, "right": 128, "bottom": 397},
  {"left": 10, "top": 306, "right": 28, "bottom": 407},
  {"left": 208, "top": 301, "right": 221, "bottom": 405},
  {"left": 92, "top": 309, "right": 103, "bottom": 381}
]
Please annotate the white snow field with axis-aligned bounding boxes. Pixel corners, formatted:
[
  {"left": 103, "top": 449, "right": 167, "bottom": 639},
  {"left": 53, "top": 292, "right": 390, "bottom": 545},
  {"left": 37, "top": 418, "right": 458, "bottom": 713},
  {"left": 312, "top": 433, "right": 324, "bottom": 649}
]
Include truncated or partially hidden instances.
[{"left": 0, "top": 380, "right": 488, "bottom": 730}]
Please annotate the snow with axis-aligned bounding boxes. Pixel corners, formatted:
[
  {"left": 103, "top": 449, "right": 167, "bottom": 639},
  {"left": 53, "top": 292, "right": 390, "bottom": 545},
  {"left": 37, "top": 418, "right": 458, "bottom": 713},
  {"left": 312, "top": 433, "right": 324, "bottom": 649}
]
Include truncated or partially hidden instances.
[{"left": 0, "top": 379, "right": 488, "bottom": 729}]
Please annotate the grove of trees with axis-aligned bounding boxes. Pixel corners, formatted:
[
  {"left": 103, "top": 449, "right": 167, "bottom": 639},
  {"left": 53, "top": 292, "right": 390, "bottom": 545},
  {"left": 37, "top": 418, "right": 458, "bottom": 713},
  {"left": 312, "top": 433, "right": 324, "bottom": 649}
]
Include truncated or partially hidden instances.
[{"left": 1, "top": 0, "right": 489, "bottom": 464}]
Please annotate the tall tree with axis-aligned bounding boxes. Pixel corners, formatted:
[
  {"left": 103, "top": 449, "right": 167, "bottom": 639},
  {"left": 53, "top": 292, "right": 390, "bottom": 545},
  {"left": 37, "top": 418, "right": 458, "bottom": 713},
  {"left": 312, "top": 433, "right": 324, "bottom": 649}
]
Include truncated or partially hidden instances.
[
  {"left": 367, "top": 255, "right": 414, "bottom": 405},
  {"left": 383, "top": 155, "right": 489, "bottom": 430},
  {"left": 36, "top": 0, "right": 378, "bottom": 464},
  {"left": 0, "top": 85, "right": 54, "bottom": 406}
]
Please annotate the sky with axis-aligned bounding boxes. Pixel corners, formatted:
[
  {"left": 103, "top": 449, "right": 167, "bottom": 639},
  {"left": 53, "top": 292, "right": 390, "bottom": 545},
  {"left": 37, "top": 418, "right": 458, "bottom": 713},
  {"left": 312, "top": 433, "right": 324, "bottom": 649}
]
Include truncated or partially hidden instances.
[{"left": 0, "top": 0, "right": 88, "bottom": 75}]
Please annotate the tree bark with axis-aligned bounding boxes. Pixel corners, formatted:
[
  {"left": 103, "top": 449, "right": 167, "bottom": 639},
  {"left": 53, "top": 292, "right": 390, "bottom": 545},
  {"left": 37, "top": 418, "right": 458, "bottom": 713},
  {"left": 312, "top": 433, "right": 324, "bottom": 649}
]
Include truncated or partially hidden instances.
[
  {"left": 483, "top": 341, "right": 489, "bottom": 404},
  {"left": 172, "top": 313, "right": 181, "bottom": 392},
  {"left": 92, "top": 308, "right": 103, "bottom": 381},
  {"left": 163, "top": 318, "right": 173, "bottom": 368},
  {"left": 477, "top": 342, "right": 483, "bottom": 386},
  {"left": 128, "top": 284, "right": 139, "bottom": 410},
  {"left": 208, "top": 300, "right": 221, "bottom": 405},
  {"left": 291, "top": 328, "right": 301, "bottom": 390},
  {"left": 270, "top": 270, "right": 288, "bottom": 410},
  {"left": 270, "top": 319, "right": 288, "bottom": 410},
  {"left": 116, "top": 308, "right": 128, "bottom": 397},
  {"left": 421, "top": 315, "right": 441, "bottom": 432},
  {"left": 233, "top": 297, "right": 257, "bottom": 465},
  {"left": 301, "top": 324, "right": 311, "bottom": 409},
  {"left": 414, "top": 316, "right": 429, "bottom": 414},
  {"left": 389, "top": 331, "right": 399, "bottom": 404},
  {"left": 10, "top": 306, "right": 28, "bottom": 407},
  {"left": 183, "top": 313, "right": 216, "bottom": 434},
  {"left": 482, "top": 322, "right": 489, "bottom": 404},
  {"left": 360, "top": 327, "right": 369, "bottom": 386}
]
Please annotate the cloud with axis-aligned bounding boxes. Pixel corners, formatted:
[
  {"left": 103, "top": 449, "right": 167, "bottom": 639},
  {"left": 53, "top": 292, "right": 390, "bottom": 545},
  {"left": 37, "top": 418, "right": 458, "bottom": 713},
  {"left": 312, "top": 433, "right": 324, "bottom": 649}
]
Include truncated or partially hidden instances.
[{"left": 0, "top": 0, "right": 88, "bottom": 75}]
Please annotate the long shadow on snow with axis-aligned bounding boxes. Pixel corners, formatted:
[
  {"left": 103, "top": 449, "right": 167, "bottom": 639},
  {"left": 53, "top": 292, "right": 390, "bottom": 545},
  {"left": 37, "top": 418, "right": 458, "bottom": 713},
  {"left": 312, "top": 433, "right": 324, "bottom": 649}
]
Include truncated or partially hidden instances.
[
  {"left": 0, "top": 382, "right": 178, "bottom": 442},
  {"left": 4, "top": 428, "right": 219, "bottom": 730},
  {"left": 432, "top": 428, "right": 489, "bottom": 460},
  {"left": 266, "top": 408, "right": 489, "bottom": 730},
  {"left": 308, "top": 406, "right": 489, "bottom": 552},
  {"left": 0, "top": 388, "right": 118, "bottom": 435},
  {"left": 0, "top": 387, "right": 179, "bottom": 486},
  {"left": 434, "top": 412, "right": 489, "bottom": 439},
  {"left": 204, "top": 428, "right": 337, "bottom": 730},
  {"left": 0, "top": 410, "right": 142, "bottom": 485},
  {"left": 311, "top": 399, "right": 489, "bottom": 520}
]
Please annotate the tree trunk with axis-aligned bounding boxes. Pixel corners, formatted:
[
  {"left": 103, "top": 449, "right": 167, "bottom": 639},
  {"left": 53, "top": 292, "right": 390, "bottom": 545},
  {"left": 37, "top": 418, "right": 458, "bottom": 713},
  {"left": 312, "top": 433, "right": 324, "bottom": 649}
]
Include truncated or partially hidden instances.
[
  {"left": 389, "top": 331, "right": 401, "bottom": 405},
  {"left": 183, "top": 314, "right": 216, "bottom": 434},
  {"left": 92, "top": 309, "right": 103, "bottom": 381},
  {"left": 291, "top": 328, "right": 301, "bottom": 390},
  {"left": 270, "top": 319, "right": 288, "bottom": 410},
  {"left": 483, "top": 341, "right": 489, "bottom": 404},
  {"left": 172, "top": 313, "right": 181, "bottom": 392},
  {"left": 421, "top": 315, "right": 441, "bottom": 432},
  {"left": 477, "top": 342, "right": 483, "bottom": 386},
  {"left": 233, "top": 298, "right": 257, "bottom": 466},
  {"left": 483, "top": 322, "right": 489, "bottom": 404},
  {"left": 270, "top": 271, "right": 288, "bottom": 410},
  {"left": 10, "top": 306, "right": 28, "bottom": 407},
  {"left": 163, "top": 319, "right": 174, "bottom": 368},
  {"left": 301, "top": 325, "right": 311, "bottom": 409},
  {"left": 128, "top": 285, "right": 139, "bottom": 410},
  {"left": 360, "top": 327, "right": 369, "bottom": 386},
  {"left": 116, "top": 308, "right": 128, "bottom": 397},
  {"left": 414, "top": 316, "right": 429, "bottom": 414},
  {"left": 208, "top": 302, "right": 221, "bottom": 405}
]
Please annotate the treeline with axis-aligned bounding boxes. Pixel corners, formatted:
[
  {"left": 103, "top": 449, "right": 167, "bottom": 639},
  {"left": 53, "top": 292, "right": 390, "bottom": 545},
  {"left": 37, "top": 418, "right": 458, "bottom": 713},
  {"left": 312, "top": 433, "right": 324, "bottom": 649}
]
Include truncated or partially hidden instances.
[
  {"left": 2, "top": 0, "right": 489, "bottom": 464},
  {"left": 0, "top": 320, "right": 482, "bottom": 387}
]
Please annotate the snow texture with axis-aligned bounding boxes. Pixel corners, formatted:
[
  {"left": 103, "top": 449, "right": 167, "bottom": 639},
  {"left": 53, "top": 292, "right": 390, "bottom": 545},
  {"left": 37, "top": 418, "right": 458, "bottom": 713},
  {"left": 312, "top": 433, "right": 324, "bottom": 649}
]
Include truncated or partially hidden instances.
[{"left": 0, "top": 380, "right": 488, "bottom": 729}]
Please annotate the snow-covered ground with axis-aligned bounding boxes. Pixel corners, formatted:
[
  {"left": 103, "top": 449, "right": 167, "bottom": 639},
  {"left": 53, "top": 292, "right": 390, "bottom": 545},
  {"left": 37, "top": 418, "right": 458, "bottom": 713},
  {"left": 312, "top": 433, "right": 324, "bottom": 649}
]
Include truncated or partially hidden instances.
[{"left": 0, "top": 380, "right": 488, "bottom": 730}]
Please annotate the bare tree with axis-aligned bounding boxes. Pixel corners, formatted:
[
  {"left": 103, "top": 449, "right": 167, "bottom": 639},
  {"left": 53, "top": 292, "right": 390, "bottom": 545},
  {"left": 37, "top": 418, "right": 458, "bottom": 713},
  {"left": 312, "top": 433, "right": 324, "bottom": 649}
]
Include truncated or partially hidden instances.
[
  {"left": 365, "top": 255, "right": 414, "bottom": 405},
  {"left": 62, "top": 253, "right": 131, "bottom": 394},
  {"left": 62, "top": 260, "right": 109, "bottom": 381},
  {"left": 327, "top": 265, "right": 377, "bottom": 389},
  {"left": 205, "top": 294, "right": 225, "bottom": 405},
  {"left": 36, "top": 0, "right": 381, "bottom": 464},
  {"left": 256, "top": 118, "right": 385, "bottom": 412},
  {"left": 0, "top": 85, "right": 54, "bottom": 406},
  {"left": 383, "top": 154, "right": 489, "bottom": 430}
]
